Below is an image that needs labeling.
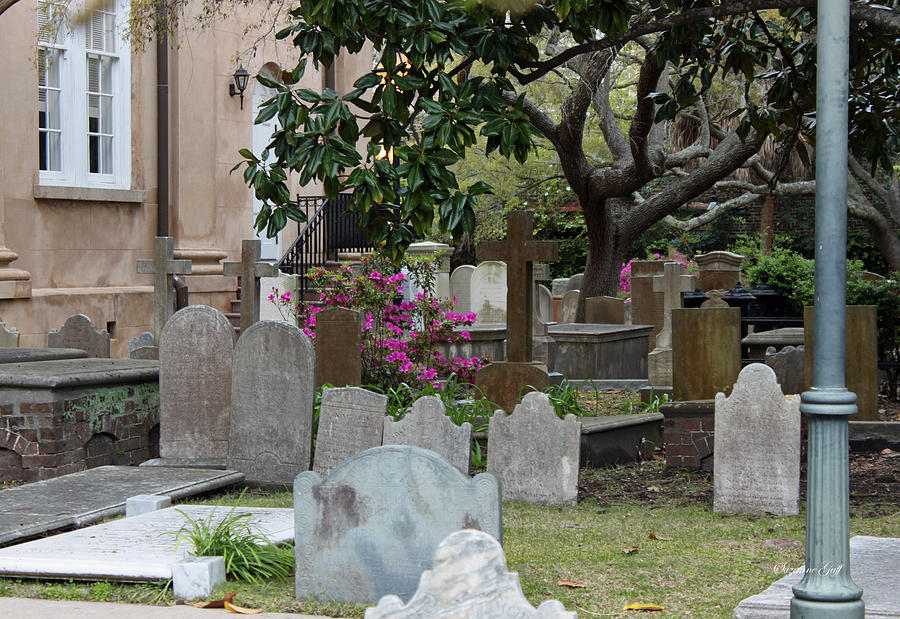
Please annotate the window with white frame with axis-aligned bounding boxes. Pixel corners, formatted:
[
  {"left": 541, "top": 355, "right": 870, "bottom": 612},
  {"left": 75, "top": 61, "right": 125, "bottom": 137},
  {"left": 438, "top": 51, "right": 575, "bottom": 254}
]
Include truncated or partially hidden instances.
[{"left": 37, "top": 0, "right": 131, "bottom": 188}]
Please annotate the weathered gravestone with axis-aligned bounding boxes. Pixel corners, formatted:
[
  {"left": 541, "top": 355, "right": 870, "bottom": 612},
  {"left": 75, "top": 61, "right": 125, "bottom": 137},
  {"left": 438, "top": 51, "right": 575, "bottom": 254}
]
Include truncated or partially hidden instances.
[
  {"left": 259, "top": 271, "right": 301, "bottom": 323},
  {"left": 804, "top": 305, "right": 879, "bottom": 421},
  {"left": 534, "top": 283, "right": 553, "bottom": 324},
  {"left": 765, "top": 345, "right": 805, "bottom": 395},
  {"left": 629, "top": 260, "right": 665, "bottom": 350},
  {"left": 0, "top": 320, "right": 19, "bottom": 347},
  {"left": 48, "top": 314, "right": 110, "bottom": 358},
  {"left": 714, "top": 364, "right": 800, "bottom": 516},
  {"left": 228, "top": 320, "right": 315, "bottom": 484},
  {"left": 475, "top": 362, "right": 548, "bottom": 414},
  {"left": 470, "top": 261, "right": 507, "bottom": 324},
  {"left": 647, "top": 262, "right": 694, "bottom": 386},
  {"left": 223, "top": 239, "right": 279, "bottom": 334},
  {"left": 565, "top": 273, "right": 584, "bottom": 293},
  {"left": 694, "top": 251, "right": 744, "bottom": 292},
  {"left": 365, "top": 529, "right": 576, "bottom": 619},
  {"left": 560, "top": 290, "right": 579, "bottom": 324},
  {"left": 584, "top": 296, "right": 625, "bottom": 324},
  {"left": 672, "top": 307, "right": 741, "bottom": 401},
  {"left": 532, "top": 317, "right": 555, "bottom": 365},
  {"left": 550, "top": 278, "right": 570, "bottom": 296},
  {"left": 127, "top": 332, "right": 155, "bottom": 353},
  {"left": 159, "top": 306, "right": 235, "bottom": 464},
  {"left": 294, "top": 445, "right": 502, "bottom": 604},
  {"left": 700, "top": 289, "right": 729, "bottom": 308},
  {"left": 136, "top": 236, "right": 192, "bottom": 338},
  {"left": 312, "top": 387, "right": 387, "bottom": 476},
  {"left": 383, "top": 397, "right": 471, "bottom": 475},
  {"left": 314, "top": 307, "right": 362, "bottom": 388},
  {"left": 449, "top": 264, "right": 476, "bottom": 314},
  {"left": 487, "top": 391, "right": 581, "bottom": 505}
]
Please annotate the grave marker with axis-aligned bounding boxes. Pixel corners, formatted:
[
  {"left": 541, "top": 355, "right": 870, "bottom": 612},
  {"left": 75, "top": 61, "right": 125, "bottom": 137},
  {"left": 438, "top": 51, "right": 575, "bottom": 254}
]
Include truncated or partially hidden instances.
[
  {"left": 651, "top": 262, "right": 695, "bottom": 349},
  {"left": 672, "top": 307, "right": 741, "bottom": 401},
  {"left": 534, "top": 283, "right": 553, "bottom": 323},
  {"left": 584, "top": 296, "right": 625, "bottom": 324},
  {"left": 765, "top": 345, "right": 806, "bottom": 395},
  {"left": 630, "top": 260, "right": 665, "bottom": 349},
  {"left": 382, "top": 396, "right": 471, "bottom": 474},
  {"left": 47, "top": 314, "right": 110, "bottom": 358},
  {"left": 294, "top": 445, "right": 501, "bottom": 604},
  {"left": 695, "top": 251, "right": 744, "bottom": 292},
  {"left": 136, "top": 236, "right": 192, "bottom": 338},
  {"left": 0, "top": 320, "right": 19, "bottom": 347},
  {"left": 314, "top": 307, "right": 362, "bottom": 388},
  {"left": 470, "top": 261, "right": 507, "bottom": 323},
  {"left": 228, "top": 320, "right": 315, "bottom": 484},
  {"left": 127, "top": 332, "right": 154, "bottom": 353},
  {"left": 223, "top": 239, "right": 278, "bottom": 333},
  {"left": 560, "top": 290, "right": 579, "bottom": 324},
  {"left": 312, "top": 387, "right": 387, "bottom": 476},
  {"left": 449, "top": 264, "right": 476, "bottom": 314},
  {"left": 487, "top": 391, "right": 580, "bottom": 505},
  {"left": 714, "top": 364, "right": 800, "bottom": 516}
]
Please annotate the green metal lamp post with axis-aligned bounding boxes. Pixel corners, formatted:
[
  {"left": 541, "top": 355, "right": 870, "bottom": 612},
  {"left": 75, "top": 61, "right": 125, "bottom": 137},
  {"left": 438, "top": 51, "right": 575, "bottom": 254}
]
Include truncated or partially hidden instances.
[{"left": 790, "top": 0, "right": 864, "bottom": 616}]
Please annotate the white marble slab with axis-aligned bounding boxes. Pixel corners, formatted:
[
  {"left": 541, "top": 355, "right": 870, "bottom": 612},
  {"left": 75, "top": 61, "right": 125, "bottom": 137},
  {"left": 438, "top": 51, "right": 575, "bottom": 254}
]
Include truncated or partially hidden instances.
[{"left": 0, "top": 506, "right": 293, "bottom": 581}]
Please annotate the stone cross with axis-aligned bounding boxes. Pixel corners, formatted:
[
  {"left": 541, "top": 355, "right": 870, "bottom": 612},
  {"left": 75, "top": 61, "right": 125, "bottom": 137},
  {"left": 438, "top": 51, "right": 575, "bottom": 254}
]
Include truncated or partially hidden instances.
[
  {"left": 223, "top": 239, "right": 278, "bottom": 333},
  {"left": 652, "top": 261, "right": 694, "bottom": 349},
  {"left": 477, "top": 211, "right": 557, "bottom": 363},
  {"left": 136, "top": 236, "right": 192, "bottom": 338}
]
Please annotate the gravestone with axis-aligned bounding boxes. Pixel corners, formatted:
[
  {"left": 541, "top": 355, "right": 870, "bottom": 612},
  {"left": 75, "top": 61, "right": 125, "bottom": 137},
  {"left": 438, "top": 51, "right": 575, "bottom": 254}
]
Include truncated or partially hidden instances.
[
  {"left": 449, "top": 264, "right": 476, "bottom": 314},
  {"left": 136, "top": 236, "right": 192, "bottom": 338},
  {"left": 0, "top": 320, "right": 19, "bottom": 347},
  {"left": 487, "top": 391, "right": 581, "bottom": 505},
  {"left": 765, "top": 345, "right": 805, "bottom": 395},
  {"left": 382, "top": 396, "right": 471, "bottom": 475},
  {"left": 313, "top": 387, "right": 387, "bottom": 476},
  {"left": 475, "top": 361, "right": 548, "bottom": 414},
  {"left": 534, "top": 283, "right": 553, "bottom": 323},
  {"left": 700, "top": 289, "right": 729, "bottom": 308},
  {"left": 129, "top": 346, "right": 158, "bottom": 360},
  {"left": 314, "top": 307, "right": 362, "bottom": 388},
  {"left": 804, "top": 305, "right": 878, "bottom": 421},
  {"left": 294, "top": 445, "right": 502, "bottom": 604},
  {"left": 551, "top": 278, "right": 570, "bottom": 296},
  {"left": 560, "top": 290, "right": 579, "bottom": 324},
  {"left": 127, "top": 332, "right": 154, "bottom": 354},
  {"left": 48, "top": 314, "right": 110, "bottom": 358},
  {"left": 714, "top": 364, "right": 800, "bottom": 516},
  {"left": 532, "top": 317, "right": 555, "bottom": 365},
  {"left": 630, "top": 260, "right": 665, "bottom": 350},
  {"left": 565, "top": 273, "right": 584, "bottom": 292},
  {"left": 672, "top": 307, "right": 741, "bottom": 401},
  {"left": 223, "top": 239, "right": 279, "bottom": 334},
  {"left": 259, "top": 271, "right": 301, "bottom": 323},
  {"left": 695, "top": 251, "right": 744, "bottom": 292},
  {"left": 159, "top": 306, "right": 235, "bottom": 464},
  {"left": 647, "top": 262, "right": 694, "bottom": 386},
  {"left": 228, "top": 320, "right": 315, "bottom": 484},
  {"left": 365, "top": 529, "right": 576, "bottom": 619},
  {"left": 470, "top": 261, "right": 507, "bottom": 323},
  {"left": 584, "top": 296, "right": 625, "bottom": 324}
]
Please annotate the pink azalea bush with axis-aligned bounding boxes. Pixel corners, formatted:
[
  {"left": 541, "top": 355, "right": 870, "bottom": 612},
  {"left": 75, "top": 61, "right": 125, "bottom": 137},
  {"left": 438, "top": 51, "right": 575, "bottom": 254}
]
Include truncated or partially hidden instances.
[
  {"left": 270, "top": 254, "right": 488, "bottom": 389},
  {"left": 618, "top": 251, "right": 699, "bottom": 298}
]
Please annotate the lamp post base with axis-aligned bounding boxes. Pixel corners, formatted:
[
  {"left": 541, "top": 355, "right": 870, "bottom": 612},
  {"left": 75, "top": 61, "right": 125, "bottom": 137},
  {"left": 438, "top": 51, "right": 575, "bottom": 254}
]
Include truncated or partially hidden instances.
[{"left": 790, "top": 597, "right": 864, "bottom": 618}]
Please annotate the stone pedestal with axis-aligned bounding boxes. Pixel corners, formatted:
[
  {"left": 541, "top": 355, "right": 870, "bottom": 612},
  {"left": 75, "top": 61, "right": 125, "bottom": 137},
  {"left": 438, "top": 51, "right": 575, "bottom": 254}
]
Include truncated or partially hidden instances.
[
  {"left": 435, "top": 323, "right": 506, "bottom": 364},
  {"left": 672, "top": 307, "right": 741, "bottom": 401},
  {"left": 647, "top": 347, "right": 672, "bottom": 386},
  {"left": 630, "top": 261, "right": 665, "bottom": 350}
]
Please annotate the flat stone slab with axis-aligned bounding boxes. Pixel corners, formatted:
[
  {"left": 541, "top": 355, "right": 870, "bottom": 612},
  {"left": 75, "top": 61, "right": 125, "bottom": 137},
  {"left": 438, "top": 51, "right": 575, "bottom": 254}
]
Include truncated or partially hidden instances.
[
  {"left": 734, "top": 536, "right": 900, "bottom": 618},
  {"left": 547, "top": 323, "right": 654, "bottom": 341},
  {"left": 0, "top": 506, "right": 292, "bottom": 581},
  {"left": 0, "top": 359, "right": 158, "bottom": 388},
  {"left": 0, "top": 348, "right": 88, "bottom": 364},
  {"left": 580, "top": 413, "right": 664, "bottom": 467},
  {"left": 0, "top": 466, "right": 244, "bottom": 546}
]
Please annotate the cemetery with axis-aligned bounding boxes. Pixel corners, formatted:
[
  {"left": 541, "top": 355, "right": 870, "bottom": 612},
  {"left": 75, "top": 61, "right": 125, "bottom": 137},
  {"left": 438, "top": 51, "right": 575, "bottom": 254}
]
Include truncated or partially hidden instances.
[{"left": 0, "top": 0, "right": 898, "bottom": 616}]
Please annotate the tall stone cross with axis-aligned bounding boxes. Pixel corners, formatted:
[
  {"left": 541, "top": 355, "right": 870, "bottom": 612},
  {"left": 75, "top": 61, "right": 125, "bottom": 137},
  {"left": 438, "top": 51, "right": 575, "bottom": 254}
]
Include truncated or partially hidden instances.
[
  {"left": 223, "top": 239, "right": 278, "bottom": 333},
  {"left": 136, "top": 236, "right": 192, "bottom": 339},
  {"left": 652, "top": 261, "right": 695, "bottom": 349},
  {"left": 477, "top": 211, "right": 558, "bottom": 363}
]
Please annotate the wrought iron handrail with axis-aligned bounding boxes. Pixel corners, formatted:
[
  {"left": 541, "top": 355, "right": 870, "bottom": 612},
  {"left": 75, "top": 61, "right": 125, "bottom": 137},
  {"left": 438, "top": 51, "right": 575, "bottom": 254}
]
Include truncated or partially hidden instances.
[{"left": 277, "top": 193, "right": 370, "bottom": 300}]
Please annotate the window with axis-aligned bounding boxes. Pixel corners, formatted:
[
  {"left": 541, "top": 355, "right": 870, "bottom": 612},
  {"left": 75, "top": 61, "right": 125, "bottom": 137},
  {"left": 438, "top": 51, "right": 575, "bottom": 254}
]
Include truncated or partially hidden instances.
[{"left": 37, "top": 0, "right": 131, "bottom": 188}]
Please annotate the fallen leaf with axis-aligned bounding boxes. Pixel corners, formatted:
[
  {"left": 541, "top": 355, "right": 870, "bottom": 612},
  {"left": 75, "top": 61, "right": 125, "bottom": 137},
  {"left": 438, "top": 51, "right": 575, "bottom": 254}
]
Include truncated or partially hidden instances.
[
  {"left": 622, "top": 546, "right": 639, "bottom": 554},
  {"left": 648, "top": 533, "right": 671, "bottom": 541},
  {"left": 224, "top": 600, "right": 263, "bottom": 614},
  {"left": 557, "top": 579, "right": 586, "bottom": 588},
  {"left": 192, "top": 592, "right": 236, "bottom": 608},
  {"left": 623, "top": 602, "right": 665, "bottom": 611}
]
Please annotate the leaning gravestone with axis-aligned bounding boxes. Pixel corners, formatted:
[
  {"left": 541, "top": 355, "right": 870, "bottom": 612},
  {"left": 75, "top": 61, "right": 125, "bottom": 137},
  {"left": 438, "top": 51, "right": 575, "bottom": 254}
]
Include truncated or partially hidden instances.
[
  {"left": 470, "top": 261, "right": 507, "bottom": 324},
  {"left": 314, "top": 307, "right": 362, "bottom": 388},
  {"left": 765, "top": 345, "right": 805, "bottom": 395},
  {"left": 449, "top": 264, "right": 476, "bottom": 314},
  {"left": 294, "top": 445, "right": 502, "bottom": 604},
  {"left": 487, "top": 391, "right": 581, "bottom": 505},
  {"left": 159, "top": 306, "right": 236, "bottom": 464},
  {"left": 312, "top": 387, "right": 388, "bottom": 476},
  {"left": 0, "top": 320, "right": 19, "bottom": 347},
  {"left": 714, "top": 364, "right": 800, "bottom": 516},
  {"left": 48, "top": 314, "right": 110, "bottom": 358},
  {"left": 382, "top": 396, "right": 472, "bottom": 475},
  {"left": 228, "top": 321, "right": 315, "bottom": 484},
  {"left": 365, "top": 529, "right": 576, "bottom": 619}
]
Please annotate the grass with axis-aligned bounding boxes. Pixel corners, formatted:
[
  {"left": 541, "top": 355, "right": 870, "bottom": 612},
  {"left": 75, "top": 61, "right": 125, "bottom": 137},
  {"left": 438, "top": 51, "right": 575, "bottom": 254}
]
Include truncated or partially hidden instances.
[{"left": 0, "top": 460, "right": 896, "bottom": 617}]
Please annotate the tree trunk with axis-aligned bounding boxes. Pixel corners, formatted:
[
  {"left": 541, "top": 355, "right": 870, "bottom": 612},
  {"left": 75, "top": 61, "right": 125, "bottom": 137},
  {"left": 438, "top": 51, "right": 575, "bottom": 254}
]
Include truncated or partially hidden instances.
[
  {"left": 863, "top": 218, "right": 900, "bottom": 272},
  {"left": 576, "top": 197, "right": 626, "bottom": 321}
]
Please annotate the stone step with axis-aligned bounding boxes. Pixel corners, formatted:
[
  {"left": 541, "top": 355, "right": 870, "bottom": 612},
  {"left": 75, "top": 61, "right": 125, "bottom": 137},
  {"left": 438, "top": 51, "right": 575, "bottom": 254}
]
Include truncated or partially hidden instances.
[{"left": 230, "top": 299, "right": 241, "bottom": 313}]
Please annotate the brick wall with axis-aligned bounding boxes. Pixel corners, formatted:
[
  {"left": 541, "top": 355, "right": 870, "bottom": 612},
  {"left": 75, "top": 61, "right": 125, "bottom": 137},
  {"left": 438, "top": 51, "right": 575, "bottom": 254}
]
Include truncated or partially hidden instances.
[
  {"left": 661, "top": 400, "right": 715, "bottom": 470},
  {"left": 0, "top": 384, "right": 159, "bottom": 482}
]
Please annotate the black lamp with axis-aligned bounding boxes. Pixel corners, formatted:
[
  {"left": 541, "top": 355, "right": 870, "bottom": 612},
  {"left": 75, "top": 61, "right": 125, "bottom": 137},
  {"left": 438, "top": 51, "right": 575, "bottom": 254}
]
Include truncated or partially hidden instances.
[{"left": 229, "top": 66, "right": 250, "bottom": 110}]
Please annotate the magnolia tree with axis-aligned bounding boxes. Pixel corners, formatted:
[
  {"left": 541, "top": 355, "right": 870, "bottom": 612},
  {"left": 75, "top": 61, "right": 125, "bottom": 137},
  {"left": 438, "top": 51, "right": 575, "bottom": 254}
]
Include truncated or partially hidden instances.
[{"left": 234, "top": 0, "right": 900, "bottom": 318}]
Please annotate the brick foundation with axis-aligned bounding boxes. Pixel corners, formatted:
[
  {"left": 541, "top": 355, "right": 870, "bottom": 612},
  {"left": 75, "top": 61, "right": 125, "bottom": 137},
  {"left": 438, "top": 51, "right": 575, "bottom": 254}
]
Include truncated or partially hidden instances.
[
  {"left": 0, "top": 384, "right": 159, "bottom": 482},
  {"left": 661, "top": 400, "right": 715, "bottom": 470}
]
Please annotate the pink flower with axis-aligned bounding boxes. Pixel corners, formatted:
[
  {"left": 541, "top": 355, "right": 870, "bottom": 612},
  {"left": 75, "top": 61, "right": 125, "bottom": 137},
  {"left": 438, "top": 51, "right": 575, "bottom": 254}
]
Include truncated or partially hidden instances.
[{"left": 459, "top": 331, "right": 471, "bottom": 340}]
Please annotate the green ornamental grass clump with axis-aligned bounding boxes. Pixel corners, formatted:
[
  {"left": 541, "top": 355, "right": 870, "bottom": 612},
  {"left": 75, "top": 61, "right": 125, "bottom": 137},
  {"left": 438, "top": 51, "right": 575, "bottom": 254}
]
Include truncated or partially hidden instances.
[{"left": 172, "top": 509, "right": 293, "bottom": 585}]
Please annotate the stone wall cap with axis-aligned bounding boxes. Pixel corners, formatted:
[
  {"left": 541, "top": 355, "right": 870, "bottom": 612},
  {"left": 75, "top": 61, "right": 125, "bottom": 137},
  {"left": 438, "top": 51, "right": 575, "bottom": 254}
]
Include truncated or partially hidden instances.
[
  {"left": 742, "top": 327, "right": 805, "bottom": 345},
  {"left": 581, "top": 412, "right": 664, "bottom": 434},
  {"left": 660, "top": 399, "right": 716, "bottom": 414},
  {"left": 548, "top": 324, "right": 653, "bottom": 341},
  {"left": 0, "top": 359, "right": 158, "bottom": 388}
]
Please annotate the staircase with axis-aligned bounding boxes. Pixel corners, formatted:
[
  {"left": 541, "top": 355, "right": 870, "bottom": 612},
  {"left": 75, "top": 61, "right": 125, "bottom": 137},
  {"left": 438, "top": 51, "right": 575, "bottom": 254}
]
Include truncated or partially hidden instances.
[{"left": 225, "top": 277, "right": 242, "bottom": 333}]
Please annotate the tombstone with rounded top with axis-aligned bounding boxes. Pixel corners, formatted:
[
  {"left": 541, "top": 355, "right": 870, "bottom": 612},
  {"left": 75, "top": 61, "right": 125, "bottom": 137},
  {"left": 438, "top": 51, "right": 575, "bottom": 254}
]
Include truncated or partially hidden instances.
[
  {"left": 449, "top": 264, "right": 476, "bottom": 314},
  {"left": 560, "top": 290, "right": 579, "bottom": 324},
  {"left": 228, "top": 320, "right": 315, "bottom": 484},
  {"left": 534, "top": 283, "right": 553, "bottom": 323},
  {"left": 48, "top": 314, "right": 110, "bottom": 358},
  {"left": 487, "top": 391, "right": 581, "bottom": 505},
  {"left": 383, "top": 396, "right": 472, "bottom": 475},
  {"left": 565, "top": 273, "right": 584, "bottom": 293},
  {"left": 470, "top": 261, "right": 507, "bottom": 324}
]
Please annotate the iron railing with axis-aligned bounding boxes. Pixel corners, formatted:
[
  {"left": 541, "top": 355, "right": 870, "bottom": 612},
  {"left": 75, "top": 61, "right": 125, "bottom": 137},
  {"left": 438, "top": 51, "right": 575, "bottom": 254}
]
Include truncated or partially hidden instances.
[{"left": 278, "top": 193, "right": 371, "bottom": 299}]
